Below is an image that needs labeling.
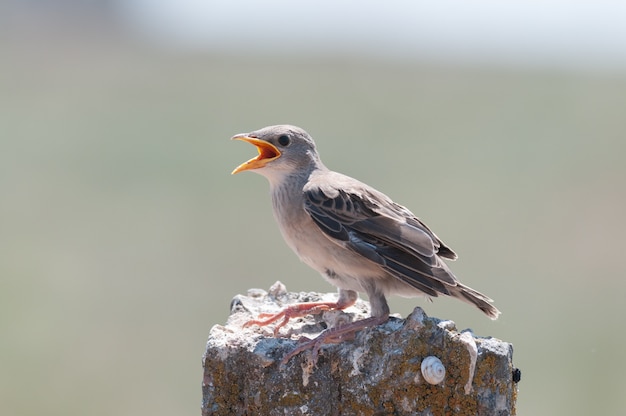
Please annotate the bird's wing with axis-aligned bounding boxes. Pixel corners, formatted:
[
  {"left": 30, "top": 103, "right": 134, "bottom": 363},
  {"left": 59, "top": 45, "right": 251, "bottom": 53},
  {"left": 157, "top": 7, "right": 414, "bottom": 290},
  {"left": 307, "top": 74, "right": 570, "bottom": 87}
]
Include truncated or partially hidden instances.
[{"left": 304, "top": 175, "right": 458, "bottom": 297}]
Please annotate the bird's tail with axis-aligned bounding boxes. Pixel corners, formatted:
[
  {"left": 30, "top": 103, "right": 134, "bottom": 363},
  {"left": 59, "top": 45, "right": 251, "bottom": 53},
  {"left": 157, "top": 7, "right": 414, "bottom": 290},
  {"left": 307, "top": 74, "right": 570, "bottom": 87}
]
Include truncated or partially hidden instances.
[{"left": 453, "top": 283, "right": 501, "bottom": 320}]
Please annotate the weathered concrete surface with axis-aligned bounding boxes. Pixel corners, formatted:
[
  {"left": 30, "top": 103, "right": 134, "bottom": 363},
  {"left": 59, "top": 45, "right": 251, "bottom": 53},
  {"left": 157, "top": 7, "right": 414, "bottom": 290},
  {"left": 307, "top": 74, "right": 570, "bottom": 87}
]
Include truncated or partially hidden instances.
[{"left": 202, "top": 281, "right": 519, "bottom": 416}]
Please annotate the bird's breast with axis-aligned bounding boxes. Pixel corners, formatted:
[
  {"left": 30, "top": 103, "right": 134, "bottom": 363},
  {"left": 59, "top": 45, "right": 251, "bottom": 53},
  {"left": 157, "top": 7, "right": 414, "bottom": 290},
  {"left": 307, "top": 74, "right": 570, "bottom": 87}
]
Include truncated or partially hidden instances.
[{"left": 271, "top": 192, "right": 383, "bottom": 292}]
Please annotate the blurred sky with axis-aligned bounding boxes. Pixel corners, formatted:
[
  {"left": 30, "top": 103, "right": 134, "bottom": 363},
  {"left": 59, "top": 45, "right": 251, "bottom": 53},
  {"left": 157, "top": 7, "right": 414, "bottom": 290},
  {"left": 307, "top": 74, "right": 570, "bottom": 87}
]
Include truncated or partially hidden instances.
[
  {"left": 4, "top": 0, "right": 626, "bottom": 69},
  {"left": 2, "top": 2, "right": 626, "bottom": 416},
  {"left": 117, "top": 0, "right": 626, "bottom": 70}
]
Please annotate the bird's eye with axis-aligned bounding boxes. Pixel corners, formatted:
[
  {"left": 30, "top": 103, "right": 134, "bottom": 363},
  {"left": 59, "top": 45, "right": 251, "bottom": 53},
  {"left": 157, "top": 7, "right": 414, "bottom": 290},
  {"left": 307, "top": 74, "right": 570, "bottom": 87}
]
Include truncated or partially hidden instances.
[{"left": 277, "top": 135, "right": 291, "bottom": 147}]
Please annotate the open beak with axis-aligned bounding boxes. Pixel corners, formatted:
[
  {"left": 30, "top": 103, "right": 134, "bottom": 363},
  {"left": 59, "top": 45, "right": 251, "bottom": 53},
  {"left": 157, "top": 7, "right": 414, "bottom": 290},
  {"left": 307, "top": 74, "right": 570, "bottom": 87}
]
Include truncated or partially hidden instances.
[{"left": 231, "top": 135, "right": 282, "bottom": 174}]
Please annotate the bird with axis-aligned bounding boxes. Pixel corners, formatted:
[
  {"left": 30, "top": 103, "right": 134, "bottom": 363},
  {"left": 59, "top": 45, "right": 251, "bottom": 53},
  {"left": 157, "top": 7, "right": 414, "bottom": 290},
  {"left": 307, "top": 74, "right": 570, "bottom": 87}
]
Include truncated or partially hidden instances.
[{"left": 231, "top": 125, "right": 500, "bottom": 361}]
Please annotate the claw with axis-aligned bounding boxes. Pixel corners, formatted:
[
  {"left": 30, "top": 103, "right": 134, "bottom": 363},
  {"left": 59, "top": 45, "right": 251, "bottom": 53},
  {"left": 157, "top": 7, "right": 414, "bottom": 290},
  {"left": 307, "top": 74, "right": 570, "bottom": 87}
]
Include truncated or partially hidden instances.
[
  {"left": 281, "top": 315, "right": 389, "bottom": 365},
  {"left": 243, "top": 301, "right": 339, "bottom": 335}
]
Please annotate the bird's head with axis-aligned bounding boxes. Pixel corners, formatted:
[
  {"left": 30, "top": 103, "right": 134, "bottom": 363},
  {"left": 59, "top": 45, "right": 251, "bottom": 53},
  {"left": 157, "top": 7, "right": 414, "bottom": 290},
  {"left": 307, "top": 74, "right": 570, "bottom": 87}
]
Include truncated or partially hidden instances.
[{"left": 231, "top": 125, "right": 322, "bottom": 182}]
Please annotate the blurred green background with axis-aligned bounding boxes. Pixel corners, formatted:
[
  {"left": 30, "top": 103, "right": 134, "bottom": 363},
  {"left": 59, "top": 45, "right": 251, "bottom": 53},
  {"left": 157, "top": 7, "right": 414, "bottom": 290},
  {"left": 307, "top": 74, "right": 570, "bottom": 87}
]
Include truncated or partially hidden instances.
[{"left": 2, "top": 2, "right": 626, "bottom": 415}]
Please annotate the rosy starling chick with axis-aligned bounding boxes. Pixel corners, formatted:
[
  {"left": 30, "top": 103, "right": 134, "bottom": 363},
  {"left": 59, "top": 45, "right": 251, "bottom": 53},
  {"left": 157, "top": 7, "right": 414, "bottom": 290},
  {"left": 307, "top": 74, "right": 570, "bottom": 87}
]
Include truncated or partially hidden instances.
[{"left": 232, "top": 125, "right": 499, "bottom": 360}]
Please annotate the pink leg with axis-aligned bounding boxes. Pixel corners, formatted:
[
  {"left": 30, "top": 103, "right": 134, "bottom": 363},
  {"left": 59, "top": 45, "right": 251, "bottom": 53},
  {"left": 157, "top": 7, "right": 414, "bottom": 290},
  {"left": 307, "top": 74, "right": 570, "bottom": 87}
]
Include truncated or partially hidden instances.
[
  {"left": 244, "top": 291, "right": 358, "bottom": 336},
  {"left": 281, "top": 314, "right": 389, "bottom": 364}
]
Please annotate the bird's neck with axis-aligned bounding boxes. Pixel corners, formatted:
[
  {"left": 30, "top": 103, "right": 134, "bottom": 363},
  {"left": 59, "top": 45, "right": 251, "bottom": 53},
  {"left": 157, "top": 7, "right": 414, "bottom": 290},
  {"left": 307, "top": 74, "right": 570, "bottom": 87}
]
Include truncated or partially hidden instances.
[
  {"left": 267, "top": 159, "right": 326, "bottom": 195},
  {"left": 269, "top": 171, "right": 310, "bottom": 213},
  {"left": 269, "top": 164, "right": 328, "bottom": 226}
]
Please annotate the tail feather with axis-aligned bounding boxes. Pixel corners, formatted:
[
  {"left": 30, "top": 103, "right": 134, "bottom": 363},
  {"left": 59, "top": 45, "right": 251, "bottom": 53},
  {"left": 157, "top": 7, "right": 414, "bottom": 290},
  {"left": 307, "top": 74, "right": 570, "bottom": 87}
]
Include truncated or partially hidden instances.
[{"left": 454, "top": 284, "right": 501, "bottom": 320}]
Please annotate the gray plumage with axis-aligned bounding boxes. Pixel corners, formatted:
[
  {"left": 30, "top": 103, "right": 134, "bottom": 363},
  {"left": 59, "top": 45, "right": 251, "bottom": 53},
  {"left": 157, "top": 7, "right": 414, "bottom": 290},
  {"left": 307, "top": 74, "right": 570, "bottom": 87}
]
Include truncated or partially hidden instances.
[{"left": 232, "top": 125, "right": 500, "bottom": 320}]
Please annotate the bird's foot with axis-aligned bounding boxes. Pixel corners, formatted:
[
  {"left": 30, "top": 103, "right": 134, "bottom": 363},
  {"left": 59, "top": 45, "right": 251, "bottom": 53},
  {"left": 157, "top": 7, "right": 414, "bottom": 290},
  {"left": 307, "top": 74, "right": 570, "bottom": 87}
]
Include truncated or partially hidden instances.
[
  {"left": 243, "top": 301, "right": 344, "bottom": 336},
  {"left": 281, "top": 315, "right": 389, "bottom": 365}
]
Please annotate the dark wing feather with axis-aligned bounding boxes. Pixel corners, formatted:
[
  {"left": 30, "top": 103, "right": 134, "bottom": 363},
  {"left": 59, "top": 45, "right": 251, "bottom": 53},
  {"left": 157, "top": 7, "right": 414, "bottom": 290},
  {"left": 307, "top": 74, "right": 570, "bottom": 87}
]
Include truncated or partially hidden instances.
[{"left": 304, "top": 178, "right": 458, "bottom": 297}]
